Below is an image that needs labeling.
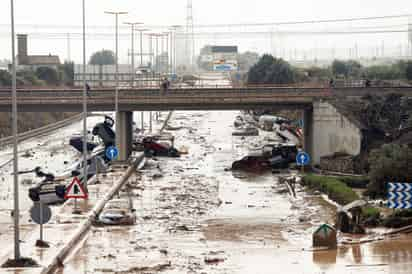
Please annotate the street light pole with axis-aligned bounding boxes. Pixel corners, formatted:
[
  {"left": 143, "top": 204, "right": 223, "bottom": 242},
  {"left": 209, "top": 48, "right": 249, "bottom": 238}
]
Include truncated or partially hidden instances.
[
  {"left": 133, "top": 27, "right": 148, "bottom": 132},
  {"left": 82, "top": 0, "right": 88, "bottom": 193},
  {"left": 124, "top": 22, "right": 142, "bottom": 87},
  {"left": 105, "top": 11, "right": 127, "bottom": 115},
  {"left": 162, "top": 33, "right": 169, "bottom": 74},
  {"left": 155, "top": 35, "right": 159, "bottom": 74},
  {"left": 10, "top": 0, "right": 20, "bottom": 261},
  {"left": 170, "top": 25, "right": 181, "bottom": 75}
]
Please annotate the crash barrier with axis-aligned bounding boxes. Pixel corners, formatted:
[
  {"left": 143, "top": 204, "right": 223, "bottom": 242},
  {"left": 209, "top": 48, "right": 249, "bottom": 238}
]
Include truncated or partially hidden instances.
[
  {"left": 40, "top": 153, "right": 144, "bottom": 274},
  {"left": 279, "top": 176, "right": 297, "bottom": 198},
  {"left": 159, "top": 111, "right": 174, "bottom": 134},
  {"left": 0, "top": 113, "right": 85, "bottom": 146}
]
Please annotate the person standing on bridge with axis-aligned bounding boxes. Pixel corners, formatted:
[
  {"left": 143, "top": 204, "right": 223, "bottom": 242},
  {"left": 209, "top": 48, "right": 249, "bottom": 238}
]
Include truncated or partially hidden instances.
[
  {"left": 329, "top": 78, "right": 335, "bottom": 88},
  {"left": 85, "top": 82, "right": 91, "bottom": 97},
  {"left": 161, "top": 78, "right": 170, "bottom": 95}
]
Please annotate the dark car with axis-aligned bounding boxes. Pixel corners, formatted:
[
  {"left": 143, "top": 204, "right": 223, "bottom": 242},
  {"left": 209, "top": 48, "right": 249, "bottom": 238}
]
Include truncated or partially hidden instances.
[
  {"left": 142, "top": 137, "right": 180, "bottom": 157},
  {"left": 263, "top": 144, "right": 298, "bottom": 163},
  {"left": 232, "top": 153, "right": 271, "bottom": 172}
]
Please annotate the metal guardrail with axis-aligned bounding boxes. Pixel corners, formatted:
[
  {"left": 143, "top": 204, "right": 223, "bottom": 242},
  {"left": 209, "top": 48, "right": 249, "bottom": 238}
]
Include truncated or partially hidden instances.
[{"left": 0, "top": 113, "right": 84, "bottom": 146}]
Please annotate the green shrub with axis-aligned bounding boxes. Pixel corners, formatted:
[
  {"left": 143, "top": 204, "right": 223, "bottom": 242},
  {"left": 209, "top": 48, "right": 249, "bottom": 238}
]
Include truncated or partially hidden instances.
[
  {"left": 361, "top": 206, "right": 381, "bottom": 219},
  {"left": 303, "top": 174, "right": 359, "bottom": 205},
  {"left": 393, "top": 209, "right": 412, "bottom": 218},
  {"left": 339, "top": 176, "right": 369, "bottom": 188}
]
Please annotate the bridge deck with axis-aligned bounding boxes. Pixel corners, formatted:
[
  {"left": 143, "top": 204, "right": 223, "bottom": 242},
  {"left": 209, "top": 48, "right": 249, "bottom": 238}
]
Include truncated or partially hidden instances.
[{"left": 0, "top": 86, "right": 410, "bottom": 112}]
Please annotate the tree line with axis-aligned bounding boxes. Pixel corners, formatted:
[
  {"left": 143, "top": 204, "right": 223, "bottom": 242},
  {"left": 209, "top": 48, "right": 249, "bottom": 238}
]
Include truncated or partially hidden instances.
[{"left": 247, "top": 54, "right": 412, "bottom": 85}]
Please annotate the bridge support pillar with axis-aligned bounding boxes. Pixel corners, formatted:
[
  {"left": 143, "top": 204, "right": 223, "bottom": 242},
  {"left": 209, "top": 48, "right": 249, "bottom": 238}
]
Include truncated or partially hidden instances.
[
  {"left": 303, "top": 108, "right": 314, "bottom": 164},
  {"left": 116, "top": 111, "right": 133, "bottom": 162}
]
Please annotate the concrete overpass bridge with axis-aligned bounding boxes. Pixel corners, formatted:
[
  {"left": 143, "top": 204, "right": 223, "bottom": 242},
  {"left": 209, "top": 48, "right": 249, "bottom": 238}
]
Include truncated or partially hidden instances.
[
  {"left": 0, "top": 85, "right": 411, "bottom": 112},
  {"left": 1, "top": 85, "right": 412, "bottom": 164}
]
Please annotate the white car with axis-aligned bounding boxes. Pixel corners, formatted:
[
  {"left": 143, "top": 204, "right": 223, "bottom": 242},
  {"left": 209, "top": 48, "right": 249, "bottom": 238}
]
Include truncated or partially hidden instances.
[{"left": 98, "top": 199, "right": 136, "bottom": 225}]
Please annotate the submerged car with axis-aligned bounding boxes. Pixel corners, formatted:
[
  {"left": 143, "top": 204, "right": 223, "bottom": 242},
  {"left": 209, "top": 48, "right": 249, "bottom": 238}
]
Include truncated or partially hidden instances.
[
  {"left": 69, "top": 132, "right": 99, "bottom": 153},
  {"left": 232, "top": 126, "right": 259, "bottom": 136},
  {"left": 97, "top": 199, "right": 136, "bottom": 225},
  {"left": 140, "top": 136, "right": 180, "bottom": 157},
  {"left": 233, "top": 116, "right": 245, "bottom": 128},
  {"left": 232, "top": 143, "right": 298, "bottom": 172},
  {"left": 28, "top": 155, "right": 107, "bottom": 204},
  {"left": 263, "top": 143, "right": 298, "bottom": 163},
  {"left": 232, "top": 153, "right": 271, "bottom": 171}
]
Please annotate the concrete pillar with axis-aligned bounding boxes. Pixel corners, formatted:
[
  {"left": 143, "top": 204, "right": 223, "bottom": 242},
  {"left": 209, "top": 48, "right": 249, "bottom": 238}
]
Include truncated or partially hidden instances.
[
  {"left": 116, "top": 111, "right": 133, "bottom": 162},
  {"left": 303, "top": 107, "right": 314, "bottom": 165}
]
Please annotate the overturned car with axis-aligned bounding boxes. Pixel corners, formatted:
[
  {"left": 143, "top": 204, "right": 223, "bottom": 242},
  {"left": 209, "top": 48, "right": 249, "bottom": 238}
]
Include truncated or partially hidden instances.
[
  {"left": 28, "top": 154, "right": 108, "bottom": 204},
  {"left": 135, "top": 135, "right": 180, "bottom": 157},
  {"left": 232, "top": 143, "right": 298, "bottom": 172}
]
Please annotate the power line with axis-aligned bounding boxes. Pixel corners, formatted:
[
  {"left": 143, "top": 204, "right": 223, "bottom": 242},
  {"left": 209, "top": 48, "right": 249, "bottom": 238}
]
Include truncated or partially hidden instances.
[
  {"left": 0, "top": 14, "right": 410, "bottom": 30},
  {"left": 0, "top": 28, "right": 407, "bottom": 40},
  {"left": 190, "top": 14, "right": 412, "bottom": 28}
]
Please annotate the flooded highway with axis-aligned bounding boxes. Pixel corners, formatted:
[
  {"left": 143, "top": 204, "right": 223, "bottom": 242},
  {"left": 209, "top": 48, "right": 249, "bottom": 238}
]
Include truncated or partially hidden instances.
[{"left": 54, "top": 110, "right": 412, "bottom": 274}]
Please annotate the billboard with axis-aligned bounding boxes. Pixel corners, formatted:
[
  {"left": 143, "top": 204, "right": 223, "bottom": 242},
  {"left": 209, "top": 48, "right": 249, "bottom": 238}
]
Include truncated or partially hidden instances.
[{"left": 213, "top": 59, "right": 238, "bottom": 71}]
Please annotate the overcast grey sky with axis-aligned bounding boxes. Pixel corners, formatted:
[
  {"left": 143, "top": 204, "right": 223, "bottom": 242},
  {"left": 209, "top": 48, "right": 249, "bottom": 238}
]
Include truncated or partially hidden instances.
[
  {"left": 0, "top": 0, "right": 411, "bottom": 63},
  {"left": 0, "top": 0, "right": 410, "bottom": 26}
]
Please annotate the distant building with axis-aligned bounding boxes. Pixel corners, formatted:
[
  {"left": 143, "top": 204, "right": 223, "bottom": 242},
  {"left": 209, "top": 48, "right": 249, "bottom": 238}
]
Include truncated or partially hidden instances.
[
  {"left": 17, "top": 34, "right": 60, "bottom": 70},
  {"left": 199, "top": 45, "right": 238, "bottom": 72}
]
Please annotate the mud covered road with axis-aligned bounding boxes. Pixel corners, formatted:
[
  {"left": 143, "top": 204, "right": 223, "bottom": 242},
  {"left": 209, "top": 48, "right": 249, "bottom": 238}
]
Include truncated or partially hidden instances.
[{"left": 53, "top": 110, "right": 412, "bottom": 274}]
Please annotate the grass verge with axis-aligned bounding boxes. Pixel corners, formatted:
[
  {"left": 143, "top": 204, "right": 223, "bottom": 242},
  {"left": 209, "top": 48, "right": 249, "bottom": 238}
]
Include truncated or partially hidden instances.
[{"left": 302, "top": 174, "right": 360, "bottom": 205}]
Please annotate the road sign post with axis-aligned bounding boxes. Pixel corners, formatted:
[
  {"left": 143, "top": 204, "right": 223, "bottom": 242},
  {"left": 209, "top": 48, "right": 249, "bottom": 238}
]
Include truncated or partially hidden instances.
[
  {"left": 30, "top": 202, "right": 52, "bottom": 248},
  {"left": 65, "top": 177, "right": 88, "bottom": 214},
  {"left": 296, "top": 151, "right": 310, "bottom": 173},
  {"left": 105, "top": 146, "right": 119, "bottom": 161}
]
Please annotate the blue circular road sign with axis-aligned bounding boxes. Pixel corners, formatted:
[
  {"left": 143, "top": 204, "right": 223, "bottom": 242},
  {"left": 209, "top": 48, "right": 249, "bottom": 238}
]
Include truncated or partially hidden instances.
[
  {"left": 105, "top": 146, "right": 119, "bottom": 161},
  {"left": 296, "top": 151, "right": 310, "bottom": 166}
]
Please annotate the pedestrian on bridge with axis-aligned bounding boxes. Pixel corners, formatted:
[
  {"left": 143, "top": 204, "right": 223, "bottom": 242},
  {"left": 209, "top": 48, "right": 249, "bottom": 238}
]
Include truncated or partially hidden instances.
[
  {"left": 161, "top": 78, "right": 170, "bottom": 95},
  {"left": 85, "top": 82, "right": 91, "bottom": 97},
  {"left": 329, "top": 78, "right": 335, "bottom": 88}
]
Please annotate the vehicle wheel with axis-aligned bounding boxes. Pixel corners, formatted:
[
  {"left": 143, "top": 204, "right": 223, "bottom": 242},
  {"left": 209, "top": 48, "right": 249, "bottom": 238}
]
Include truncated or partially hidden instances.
[
  {"left": 280, "top": 150, "right": 289, "bottom": 159},
  {"left": 92, "top": 127, "right": 99, "bottom": 136},
  {"left": 168, "top": 148, "right": 180, "bottom": 157},
  {"left": 145, "top": 149, "right": 156, "bottom": 157}
]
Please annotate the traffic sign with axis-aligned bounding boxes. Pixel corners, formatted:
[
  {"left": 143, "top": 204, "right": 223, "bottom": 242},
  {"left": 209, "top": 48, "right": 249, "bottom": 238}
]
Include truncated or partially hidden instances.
[
  {"left": 388, "top": 182, "right": 412, "bottom": 192},
  {"left": 64, "top": 177, "right": 88, "bottom": 199},
  {"left": 388, "top": 191, "right": 412, "bottom": 201},
  {"left": 387, "top": 182, "right": 412, "bottom": 209},
  {"left": 30, "top": 203, "right": 52, "bottom": 225},
  {"left": 388, "top": 200, "right": 412, "bottom": 209},
  {"left": 296, "top": 151, "right": 310, "bottom": 166},
  {"left": 105, "top": 146, "right": 119, "bottom": 161}
]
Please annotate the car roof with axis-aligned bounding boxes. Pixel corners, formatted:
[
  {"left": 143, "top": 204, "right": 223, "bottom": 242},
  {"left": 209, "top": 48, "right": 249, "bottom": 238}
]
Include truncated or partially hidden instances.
[{"left": 106, "top": 199, "right": 130, "bottom": 209}]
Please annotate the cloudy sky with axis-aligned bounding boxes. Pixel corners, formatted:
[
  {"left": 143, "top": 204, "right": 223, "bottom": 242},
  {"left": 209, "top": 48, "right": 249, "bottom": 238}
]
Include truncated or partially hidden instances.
[{"left": 0, "top": 0, "right": 411, "bottom": 63}]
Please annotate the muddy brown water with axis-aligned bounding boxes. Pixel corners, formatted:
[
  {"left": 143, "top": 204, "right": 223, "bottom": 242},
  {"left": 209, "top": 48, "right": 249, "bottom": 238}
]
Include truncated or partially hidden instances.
[{"left": 55, "top": 111, "right": 412, "bottom": 274}]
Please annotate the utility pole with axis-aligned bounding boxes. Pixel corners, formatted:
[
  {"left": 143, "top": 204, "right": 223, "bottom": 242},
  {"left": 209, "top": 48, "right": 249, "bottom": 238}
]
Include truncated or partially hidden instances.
[
  {"left": 124, "top": 22, "right": 143, "bottom": 87},
  {"left": 186, "top": 0, "right": 195, "bottom": 70},
  {"left": 67, "top": 33, "right": 71, "bottom": 61},
  {"left": 82, "top": 0, "right": 88, "bottom": 193},
  {"left": 104, "top": 11, "right": 128, "bottom": 115},
  {"left": 170, "top": 25, "right": 181, "bottom": 75},
  {"left": 155, "top": 34, "right": 159, "bottom": 74},
  {"left": 164, "top": 33, "right": 169, "bottom": 74},
  {"left": 10, "top": 0, "right": 20, "bottom": 261},
  {"left": 135, "top": 27, "right": 149, "bottom": 132},
  {"left": 169, "top": 30, "right": 173, "bottom": 75},
  {"left": 136, "top": 28, "right": 149, "bottom": 67}
]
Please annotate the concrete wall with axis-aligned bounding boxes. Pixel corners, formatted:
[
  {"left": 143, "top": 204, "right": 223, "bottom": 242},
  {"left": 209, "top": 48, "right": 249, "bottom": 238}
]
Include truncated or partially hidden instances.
[{"left": 311, "top": 101, "right": 362, "bottom": 164}]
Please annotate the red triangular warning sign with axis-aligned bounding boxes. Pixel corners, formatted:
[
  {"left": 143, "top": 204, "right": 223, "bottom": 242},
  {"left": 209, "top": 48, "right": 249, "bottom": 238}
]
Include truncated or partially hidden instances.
[{"left": 64, "top": 177, "right": 88, "bottom": 199}]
